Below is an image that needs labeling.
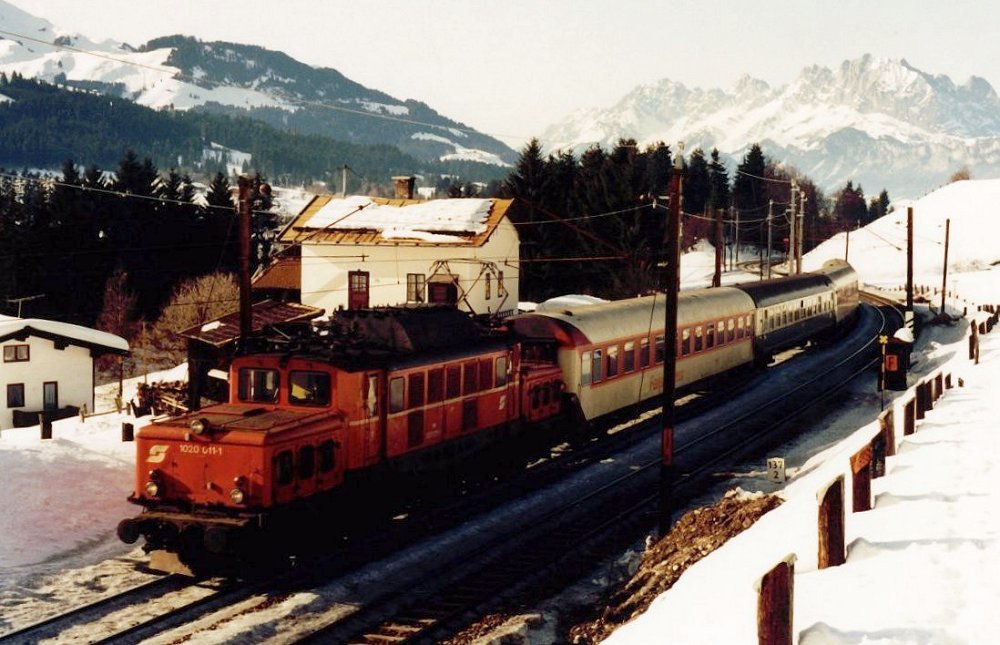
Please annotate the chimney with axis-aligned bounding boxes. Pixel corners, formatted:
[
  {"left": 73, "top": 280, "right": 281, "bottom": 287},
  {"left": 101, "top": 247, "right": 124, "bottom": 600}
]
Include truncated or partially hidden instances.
[{"left": 392, "top": 175, "right": 416, "bottom": 200}]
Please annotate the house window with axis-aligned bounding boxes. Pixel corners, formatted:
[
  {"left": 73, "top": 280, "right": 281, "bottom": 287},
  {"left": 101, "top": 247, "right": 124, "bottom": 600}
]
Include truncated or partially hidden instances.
[
  {"left": 485, "top": 273, "right": 491, "bottom": 300},
  {"left": 348, "top": 270, "right": 370, "bottom": 310},
  {"left": 406, "top": 273, "right": 426, "bottom": 303},
  {"left": 6, "top": 383, "right": 25, "bottom": 408},
  {"left": 43, "top": 382, "right": 58, "bottom": 411},
  {"left": 3, "top": 345, "right": 29, "bottom": 362}
]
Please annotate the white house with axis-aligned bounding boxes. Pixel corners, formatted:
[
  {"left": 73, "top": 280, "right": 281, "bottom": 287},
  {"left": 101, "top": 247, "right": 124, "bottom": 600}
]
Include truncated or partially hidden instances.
[
  {"left": 0, "top": 316, "right": 129, "bottom": 429},
  {"left": 257, "top": 180, "right": 520, "bottom": 320}
]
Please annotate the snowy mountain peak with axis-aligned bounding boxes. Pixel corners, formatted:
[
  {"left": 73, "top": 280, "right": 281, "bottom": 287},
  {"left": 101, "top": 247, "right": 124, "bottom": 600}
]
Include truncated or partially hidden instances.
[{"left": 541, "top": 55, "right": 1000, "bottom": 198}]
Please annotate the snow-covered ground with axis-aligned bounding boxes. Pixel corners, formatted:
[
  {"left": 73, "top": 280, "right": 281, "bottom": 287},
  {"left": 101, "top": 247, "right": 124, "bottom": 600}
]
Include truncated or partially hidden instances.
[
  {"left": 604, "top": 180, "right": 1000, "bottom": 642},
  {"left": 1, "top": 179, "right": 999, "bottom": 642}
]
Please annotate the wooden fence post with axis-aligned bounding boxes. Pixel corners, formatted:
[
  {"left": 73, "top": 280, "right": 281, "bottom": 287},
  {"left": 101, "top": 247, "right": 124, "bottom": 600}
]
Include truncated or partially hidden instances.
[
  {"left": 904, "top": 397, "right": 916, "bottom": 435},
  {"left": 878, "top": 407, "right": 895, "bottom": 459},
  {"left": 851, "top": 445, "right": 872, "bottom": 512},
  {"left": 818, "top": 476, "right": 846, "bottom": 569},
  {"left": 757, "top": 555, "right": 796, "bottom": 645},
  {"left": 39, "top": 413, "right": 52, "bottom": 440}
]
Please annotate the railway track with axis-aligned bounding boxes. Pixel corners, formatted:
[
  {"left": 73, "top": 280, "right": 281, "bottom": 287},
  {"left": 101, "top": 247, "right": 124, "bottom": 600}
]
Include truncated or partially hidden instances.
[
  {"left": 273, "top": 304, "right": 896, "bottom": 644},
  {"left": 1, "top": 304, "right": 898, "bottom": 644}
]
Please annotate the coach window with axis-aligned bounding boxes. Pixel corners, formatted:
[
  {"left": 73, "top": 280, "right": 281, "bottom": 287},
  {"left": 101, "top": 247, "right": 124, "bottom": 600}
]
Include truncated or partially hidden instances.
[
  {"left": 238, "top": 368, "right": 279, "bottom": 403},
  {"left": 495, "top": 356, "right": 509, "bottom": 387},
  {"left": 275, "top": 450, "right": 294, "bottom": 486},
  {"left": 298, "top": 445, "right": 316, "bottom": 480},
  {"left": 737, "top": 317, "right": 745, "bottom": 339},
  {"left": 581, "top": 351, "right": 592, "bottom": 385},
  {"left": 694, "top": 326, "right": 703, "bottom": 352},
  {"left": 624, "top": 341, "right": 635, "bottom": 373},
  {"left": 427, "top": 368, "right": 444, "bottom": 404},
  {"left": 463, "top": 361, "right": 479, "bottom": 395},
  {"left": 408, "top": 373, "right": 425, "bottom": 409},
  {"left": 717, "top": 321, "right": 726, "bottom": 345},
  {"left": 706, "top": 324, "right": 715, "bottom": 349},
  {"left": 592, "top": 349, "right": 603, "bottom": 383},
  {"left": 446, "top": 365, "right": 461, "bottom": 399},
  {"left": 318, "top": 440, "right": 336, "bottom": 473},
  {"left": 639, "top": 339, "right": 650, "bottom": 369},
  {"left": 289, "top": 371, "right": 331, "bottom": 406},
  {"left": 681, "top": 329, "right": 692, "bottom": 356},
  {"left": 747, "top": 315, "right": 754, "bottom": 334},
  {"left": 654, "top": 336, "right": 665, "bottom": 364},
  {"left": 389, "top": 377, "right": 405, "bottom": 413},
  {"left": 606, "top": 346, "right": 619, "bottom": 379}
]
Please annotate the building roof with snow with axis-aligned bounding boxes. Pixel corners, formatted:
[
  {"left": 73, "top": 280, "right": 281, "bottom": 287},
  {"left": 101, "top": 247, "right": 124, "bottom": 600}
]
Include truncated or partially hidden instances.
[
  {"left": 278, "top": 195, "right": 515, "bottom": 247},
  {"left": 0, "top": 315, "right": 129, "bottom": 355}
]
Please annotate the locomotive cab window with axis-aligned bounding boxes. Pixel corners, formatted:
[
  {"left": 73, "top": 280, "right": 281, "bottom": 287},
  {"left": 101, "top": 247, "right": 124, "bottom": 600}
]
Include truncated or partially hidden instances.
[
  {"left": 495, "top": 356, "right": 509, "bottom": 387},
  {"left": 238, "top": 368, "right": 280, "bottom": 403},
  {"left": 289, "top": 371, "right": 331, "bottom": 406},
  {"left": 389, "top": 377, "right": 405, "bottom": 413}
]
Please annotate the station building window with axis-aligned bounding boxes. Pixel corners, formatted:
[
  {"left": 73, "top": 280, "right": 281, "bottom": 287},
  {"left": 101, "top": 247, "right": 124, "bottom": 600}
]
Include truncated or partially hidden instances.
[
  {"left": 3, "top": 344, "right": 29, "bottom": 362},
  {"left": 6, "top": 383, "right": 25, "bottom": 408},
  {"left": 406, "top": 273, "right": 426, "bottom": 303}
]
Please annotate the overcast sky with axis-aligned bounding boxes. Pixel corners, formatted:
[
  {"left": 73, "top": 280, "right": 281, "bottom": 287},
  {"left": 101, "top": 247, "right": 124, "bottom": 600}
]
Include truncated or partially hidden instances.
[{"left": 9, "top": 0, "right": 1000, "bottom": 148}]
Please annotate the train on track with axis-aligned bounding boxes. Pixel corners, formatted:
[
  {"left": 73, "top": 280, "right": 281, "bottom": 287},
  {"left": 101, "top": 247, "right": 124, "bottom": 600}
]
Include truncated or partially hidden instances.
[{"left": 117, "top": 260, "right": 859, "bottom": 574}]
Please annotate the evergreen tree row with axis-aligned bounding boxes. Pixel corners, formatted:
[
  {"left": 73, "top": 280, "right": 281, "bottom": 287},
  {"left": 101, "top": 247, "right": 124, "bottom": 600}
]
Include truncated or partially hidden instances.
[
  {"left": 0, "top": 152, "right": 242, "bottom": 327},
  {"left": 502, "top": 140, "right": 891, "bottom": 301}
]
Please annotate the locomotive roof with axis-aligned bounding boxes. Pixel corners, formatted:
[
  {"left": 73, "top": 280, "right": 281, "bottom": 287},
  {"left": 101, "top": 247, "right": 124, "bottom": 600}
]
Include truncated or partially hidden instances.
[
  {"left": 733, "top": 273, "right": 832, "bottom": 308},
  {"left": 508, "top": 287, "right": 755, "bottom": 347}
]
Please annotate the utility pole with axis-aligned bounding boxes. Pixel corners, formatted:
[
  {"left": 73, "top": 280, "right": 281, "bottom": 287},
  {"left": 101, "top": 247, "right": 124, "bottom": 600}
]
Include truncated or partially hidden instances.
[
  {"left": 340, "top": 164, "right": 349, "bottom": 196},
  {"left": 713, "top": 207, "right": 723, "bottom": 288},
  {"left": 659, "top": 147, "right": 683, "bottom": 536},
  {"left": 941, "top": 218, "right": 950, "bottom": 316},
  {"left": 845, "top": 223, "right": 850, "bottom": 262},
  {"left": 237, "top": 176, "right": 253, "bottom": 348},
  {"left": 734, "top": 208, "right": 741, "bottom": 268},
  {"left": 797, "top": 191, "right": 807, "bottom": 274},
  {"left": 788, "top": 180, "right": 797, "bottom": 274},
  {"left": 906, "top": 206, "right": 914, "bottom": 331},
  {"left": 766, "top": 200, "right": 773, "bottom": 279}
]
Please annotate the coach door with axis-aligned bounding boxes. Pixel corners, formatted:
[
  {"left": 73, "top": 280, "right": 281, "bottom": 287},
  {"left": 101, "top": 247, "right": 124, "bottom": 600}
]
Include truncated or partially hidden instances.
[{"left": 348, "top": 271, "right": 370, "bottom": 310}]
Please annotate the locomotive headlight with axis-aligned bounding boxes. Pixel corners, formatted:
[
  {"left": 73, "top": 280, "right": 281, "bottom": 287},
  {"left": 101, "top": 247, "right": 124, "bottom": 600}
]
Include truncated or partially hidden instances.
[
  {"left": 190, "top": 418, "right": 210, "bottom": 435},
  {"left": 144, "top": 481, "right": 160, "bottom": 497},
  {"left": 230, "top": 476, "right": 247, "bottom": 504}
]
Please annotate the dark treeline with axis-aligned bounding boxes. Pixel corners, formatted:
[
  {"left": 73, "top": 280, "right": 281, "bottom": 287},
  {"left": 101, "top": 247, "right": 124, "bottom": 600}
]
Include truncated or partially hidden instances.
[
  {"left": 0, "top": 74, "right": 509, "bottom": 188},
  {"left": 0, "top": 152, "right": 247, "bottom": 327},
  {"left": 502, "top": 139, "right": 891, "bottom": 302}
]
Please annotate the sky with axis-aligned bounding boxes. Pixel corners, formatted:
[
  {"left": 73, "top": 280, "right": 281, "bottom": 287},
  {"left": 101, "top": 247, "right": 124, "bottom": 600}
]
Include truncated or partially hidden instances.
[{"left": 8, "top": 0, "right": 1000, "bottom": 148}]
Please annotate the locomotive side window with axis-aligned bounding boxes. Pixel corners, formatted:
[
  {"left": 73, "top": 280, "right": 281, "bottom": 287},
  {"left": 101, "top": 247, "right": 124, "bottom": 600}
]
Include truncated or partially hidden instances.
[
  {"left": 463, "top": 361, "right": 479, "bottom": 394},
  {"left": 427, "top": 368, "right": 444, "bottom": 404},
  {"left": 479, "top": 358, "right": 493, "bottom": 390},
  {"left": 318, "top": 441, "right": 336, "bottom": 473},
  {"left": 606, "top": 346, "right": 619, "bottom": 379},
  {"left": 624, "top": 341, "right": 635, "bottom": 373},
  {"left": 289, "top": 371, "right": 331, "bottom": 406},
  {"left": 408, "top": 373, "right": 425, "bottom": 408},
  {"left": 275, "top": 450, "right": 293, "bottom": 486},
  {"left": 389, "top": 377, "right": 405, "bottom": 413},
  {"left": 591, "top": 349, "right": 603, "bottom": 383},
  {"left": 495, "top": 356, "right": 508, "bottom": 387},
  {"left": 446, "top": 365, "right": 461, "bottom": 399},
  {"left": 239, "top": 368, "right": 279, "bottom": 403},
  {"left": 298, "top": 445, "right": 316, "bottom": 479},
  {"left": 581, "top": 351, "right": 592, "bottom": 385},
  {"left": 639, "top": 339, "right": 650, "bottom": 368}
]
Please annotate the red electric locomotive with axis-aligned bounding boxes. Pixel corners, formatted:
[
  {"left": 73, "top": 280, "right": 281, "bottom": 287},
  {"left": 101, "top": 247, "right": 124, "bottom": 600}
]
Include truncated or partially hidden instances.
[{"left": 117, "top": 307, "right": 564, "bottom": 574}]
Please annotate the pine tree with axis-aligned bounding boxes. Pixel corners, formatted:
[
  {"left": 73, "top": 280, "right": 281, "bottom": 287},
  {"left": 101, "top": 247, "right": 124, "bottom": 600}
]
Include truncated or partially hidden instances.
[{"left": 682, "top": 148, "right": 710, "bottom": 215}]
